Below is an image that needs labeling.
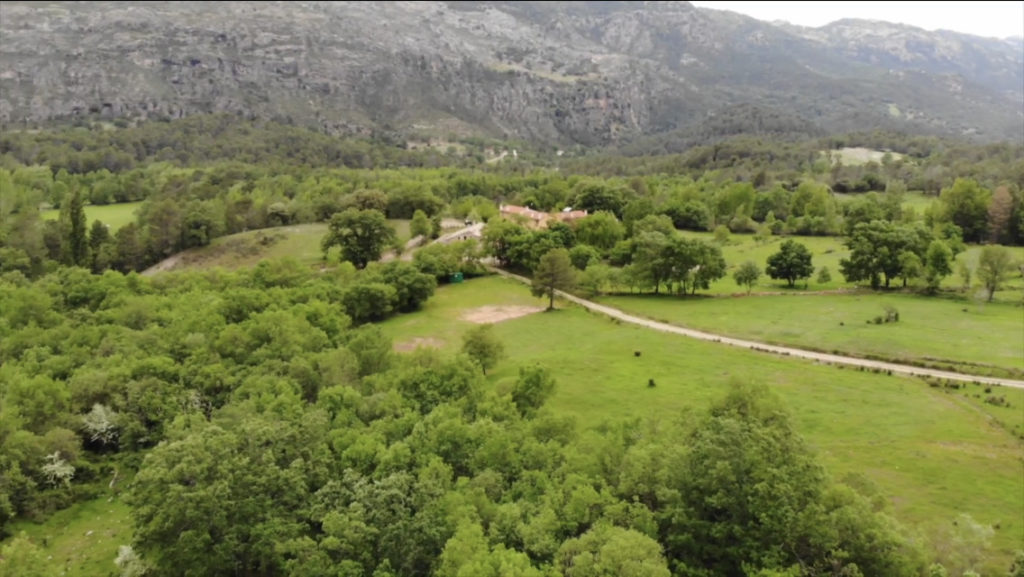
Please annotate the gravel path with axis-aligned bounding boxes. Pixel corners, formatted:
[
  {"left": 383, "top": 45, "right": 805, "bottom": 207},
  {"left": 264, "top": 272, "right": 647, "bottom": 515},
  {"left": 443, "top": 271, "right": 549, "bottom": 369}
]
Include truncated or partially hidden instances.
[{"left": 492, "top": 269, "right": 1024, "bottom": 390}]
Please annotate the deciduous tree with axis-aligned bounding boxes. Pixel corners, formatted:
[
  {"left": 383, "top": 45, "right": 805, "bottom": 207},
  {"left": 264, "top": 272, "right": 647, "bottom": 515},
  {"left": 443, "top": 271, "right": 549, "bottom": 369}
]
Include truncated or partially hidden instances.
[
  {"left": 531, "top": 248, "right": 575, "bottom": 310},
  {"left": 923, "top": 241, "right": 953, "bottom": 293},
  {"left": 733, "top": 261, "right": 761, "bottom": 294},
  {"left": 574, "top": 211, "right": 624, "bottom": 251},
  {"left": 766, "top": 240, "right": 814, "bottom": 287},
  {"left": 940, "top": 178, "right": 990, "bottom": 243},
  {"left": 321, "top": 208, "right": 396, "bottom": 268},
  {"left": 462, "top": 324, "right": 505, "bottom": 375},
  {"left": 410, "top": 209, "right": 433, "bottom": 240},
  {"left": 840, "top": 221, "right": 930, "bottom": 289},
  {"left": 977, "top": 245, "right": 1014, "bottom": 302}
]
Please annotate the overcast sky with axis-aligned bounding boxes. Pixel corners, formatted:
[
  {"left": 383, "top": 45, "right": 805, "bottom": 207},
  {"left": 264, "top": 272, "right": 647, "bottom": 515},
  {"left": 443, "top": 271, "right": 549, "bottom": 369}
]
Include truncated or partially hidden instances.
[{"left": 690, "top": 1, "right": 1024, "bottom": 39}]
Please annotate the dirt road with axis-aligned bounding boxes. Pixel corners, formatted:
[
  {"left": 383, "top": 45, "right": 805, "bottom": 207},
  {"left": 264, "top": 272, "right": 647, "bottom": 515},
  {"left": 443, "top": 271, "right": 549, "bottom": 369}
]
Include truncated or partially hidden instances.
[{"left": 492, "top": 269, "right": 1024, "bottom": 390}]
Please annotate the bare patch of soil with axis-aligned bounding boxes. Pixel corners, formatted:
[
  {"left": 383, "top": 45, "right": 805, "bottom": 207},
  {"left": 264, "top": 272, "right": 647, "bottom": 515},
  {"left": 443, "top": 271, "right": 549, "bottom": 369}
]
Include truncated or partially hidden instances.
[{"left": 460, "top": 305, "right": 544, "bottom": 324}]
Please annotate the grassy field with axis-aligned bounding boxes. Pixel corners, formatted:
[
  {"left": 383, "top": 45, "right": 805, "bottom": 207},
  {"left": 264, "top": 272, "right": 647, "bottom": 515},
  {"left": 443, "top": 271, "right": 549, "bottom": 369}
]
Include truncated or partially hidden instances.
[
  {"left": 7, "top": 494, "right": 131, "bottom": 576},
  {"left": 144, "top": 220, "right": 410, "bottom": 273},
  {"left": 833, "top": 191, "right": 937, "bottom": 216},
  {"left": 681, "top": 232, "right": 851, "bottom": 292},
  {"left": 598, "top": 292, "right": 1024, "bottom": 378},
  {"left": 827, "top": 147, "right": 904, "bottom": 165},
  {"left": 901, "top": 191, "right": 939, "bottom": 214},
  {"left": 41, "top": 201, "right": 143, "bottom": 232},
  {"left": 379, "top": 275, "right": 1023, "bottom": 571}
]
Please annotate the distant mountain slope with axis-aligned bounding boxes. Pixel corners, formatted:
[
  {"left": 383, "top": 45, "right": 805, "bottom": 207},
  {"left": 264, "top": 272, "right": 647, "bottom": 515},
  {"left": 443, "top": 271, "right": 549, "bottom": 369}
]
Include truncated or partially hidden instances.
[{"left": 1, "top": 1, "right": 1020, "bottom": 145}]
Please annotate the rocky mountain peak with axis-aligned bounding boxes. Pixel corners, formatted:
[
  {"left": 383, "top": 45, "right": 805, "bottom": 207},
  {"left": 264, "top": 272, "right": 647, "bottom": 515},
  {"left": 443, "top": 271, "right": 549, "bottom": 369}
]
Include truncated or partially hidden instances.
[{"left": 0, "top": 1, "right": 1020, "bottom": 145}]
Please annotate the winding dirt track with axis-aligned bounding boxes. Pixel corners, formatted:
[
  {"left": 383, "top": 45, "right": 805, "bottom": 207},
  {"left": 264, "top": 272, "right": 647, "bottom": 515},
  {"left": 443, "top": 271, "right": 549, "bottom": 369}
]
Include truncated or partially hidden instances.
[{"left": 492, "top": 269, "right": 1024, "bottom": 390}]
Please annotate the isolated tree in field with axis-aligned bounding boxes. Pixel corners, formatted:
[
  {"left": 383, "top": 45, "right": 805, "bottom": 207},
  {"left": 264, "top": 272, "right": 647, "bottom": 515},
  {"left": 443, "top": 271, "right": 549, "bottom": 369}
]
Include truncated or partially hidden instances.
[
  {"left": 733, "top": 261, "right": 761, "bottom": 294},
  {"left": 321, "top": 208, "right": 396, "bottom": 268},
  {"left": 977, "top": 245, "right": 1014, "bottom": 302},
  {"left": 766, "top": 240, "right": 813, "bottom": 287},
  {"left": 532, "top": 248, "right": 575, "bottom": 310},
  {"left": 462, "top": 324, "right": 505, "bottom": 375},
  {"left": 923, "top": 241, "right": 952, "bottom": 293},
  {"left": 410, "top": 209, "right": 433, "bottom": 240}
]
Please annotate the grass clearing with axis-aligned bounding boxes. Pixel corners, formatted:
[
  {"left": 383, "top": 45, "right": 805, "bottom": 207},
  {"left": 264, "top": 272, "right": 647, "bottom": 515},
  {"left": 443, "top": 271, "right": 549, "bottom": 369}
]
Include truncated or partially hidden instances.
[
  {"left": 41, "top": 201, "right": 144, "bottom": 232},
  {"left": 379, "top": 276, "right": 1024, "bottom": 570},
  {"left": 681, "top": 232, "right": 851, "bottom": 292},
  {"left": 143, "top": 220, "right": 410, "bottom": 273},
  {"left": 7, "top": 494, "right": 131, "bottom": 576},
  {"left": 825, "top": 147, "right": 904, "bottom": 165},
  {"left": 598, "top": 292, "right": 1024, "bottom": 378}
]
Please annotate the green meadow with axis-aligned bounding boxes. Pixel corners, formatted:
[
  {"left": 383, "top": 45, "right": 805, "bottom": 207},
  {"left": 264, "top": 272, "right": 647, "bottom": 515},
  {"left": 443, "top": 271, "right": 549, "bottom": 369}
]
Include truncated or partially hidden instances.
[
  {"left": 143, "top": 220, "right": 411, "bottom": 272},
  {"left": 8, "top": 496, "right": 131, "bottom": 576},
  {"left": 599, "top": 292, "right": 1024, "bottom": 378},
  {"left": 380, "top": 275, "right": 1023, "bottom": 571},
  {"left": 41, "top": 201, "right": 144, "bottom": 232}
]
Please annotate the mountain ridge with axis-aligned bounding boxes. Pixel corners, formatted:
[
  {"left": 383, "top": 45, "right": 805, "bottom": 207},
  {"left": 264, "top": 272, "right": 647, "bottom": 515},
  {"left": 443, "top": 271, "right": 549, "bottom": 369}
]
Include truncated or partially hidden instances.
[{"left": 1, "top": 1, "right": 1020, "bottom": 146}]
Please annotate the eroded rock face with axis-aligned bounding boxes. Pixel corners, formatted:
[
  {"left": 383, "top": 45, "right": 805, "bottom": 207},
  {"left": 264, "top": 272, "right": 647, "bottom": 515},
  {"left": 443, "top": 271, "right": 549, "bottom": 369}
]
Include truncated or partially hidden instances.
[{"left": 1, "top": 1, "right": 1020, "bottom": 144}]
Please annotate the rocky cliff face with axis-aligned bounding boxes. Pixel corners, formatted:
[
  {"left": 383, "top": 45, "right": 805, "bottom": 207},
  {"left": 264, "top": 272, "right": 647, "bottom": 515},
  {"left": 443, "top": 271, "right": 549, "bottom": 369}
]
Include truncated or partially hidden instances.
[{"left": 1, "top": 1, "right": 1020, "bottom": 145}]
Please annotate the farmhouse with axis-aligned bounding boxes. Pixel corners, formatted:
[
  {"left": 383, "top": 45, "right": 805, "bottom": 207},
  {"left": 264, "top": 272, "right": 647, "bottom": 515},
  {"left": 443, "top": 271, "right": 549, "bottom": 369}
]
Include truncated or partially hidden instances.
[{"left": 499, "top": 204, "right": 588, "bottom": 229}]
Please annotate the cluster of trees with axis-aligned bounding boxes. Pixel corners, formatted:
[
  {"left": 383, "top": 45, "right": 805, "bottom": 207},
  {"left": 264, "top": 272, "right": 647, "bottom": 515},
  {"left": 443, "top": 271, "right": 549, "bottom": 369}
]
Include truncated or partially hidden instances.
[
  {"left": 3, "top": 117, "right": 1022, "bottom": 287},
  {"left": 482, "top": 213, "right": 727, "bottom": 297},
  {"left": 0, "top": 260, "right": 432, "bottom": 534},
  {"left": 840, "top": 220, "right": 955, "bottom": 291},
  {"left": 573, "top": 130, "right": 1024, "bottom": 198},
  {"left": 1, "top": 259, "right": 941, "bottom": 575},
  {"left": 481, "top": 201, "right": 1020, "bottom": 300}
]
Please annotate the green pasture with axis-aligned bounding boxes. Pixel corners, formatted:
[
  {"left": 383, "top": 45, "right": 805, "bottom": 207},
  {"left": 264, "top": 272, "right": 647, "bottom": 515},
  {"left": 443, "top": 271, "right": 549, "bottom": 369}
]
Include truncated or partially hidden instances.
[
  {"left": 8, "top": 495, "right": 131, "bottom": 576},
  {"left": 144, "top": 220, "right": 409, "bottom": 272},
  {"left": 41, "top": 201, "right": 144, "bottom": 232},
  {"left": 679, "top": 232, "right": 850, "bottom": 292},
  {"left": 599, "top": 292, "right": 1024, "bottom": 378},
  {"left": 379, "top": 275, "right": 1024, "bottom": 570}
]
